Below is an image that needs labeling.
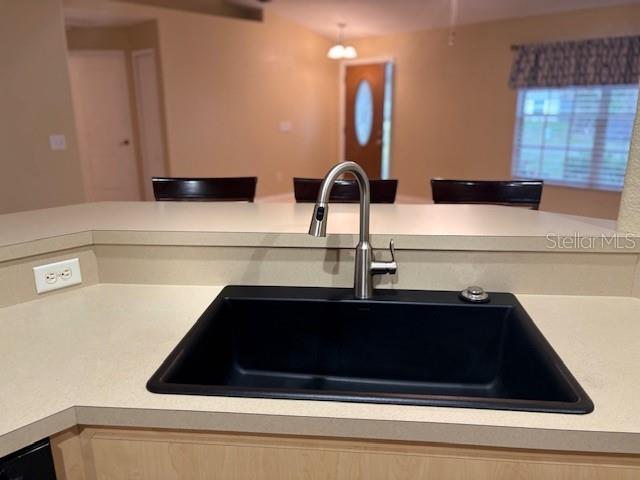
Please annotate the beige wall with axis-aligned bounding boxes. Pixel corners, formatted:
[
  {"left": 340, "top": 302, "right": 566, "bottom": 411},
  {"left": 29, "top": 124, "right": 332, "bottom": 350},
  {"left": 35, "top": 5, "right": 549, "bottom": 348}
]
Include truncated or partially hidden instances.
[
  {"left": 64, "top": 0, "right": 340, "bottom": 198},
  {"left": 155, "top": 9, "right": 339, "bottom": 196},
  {"left": 352, "top": 4, "right": 640, "bottom": 218},
  {"left": 0, "top": 0, "right": 85, "bottom": 214}
]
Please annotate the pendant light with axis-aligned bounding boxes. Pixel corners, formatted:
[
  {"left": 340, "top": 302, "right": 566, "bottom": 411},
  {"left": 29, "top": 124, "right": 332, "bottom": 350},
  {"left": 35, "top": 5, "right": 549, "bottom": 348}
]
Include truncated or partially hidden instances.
[{"left": 327, "top": 23, "right": 358, "bottom": 60}]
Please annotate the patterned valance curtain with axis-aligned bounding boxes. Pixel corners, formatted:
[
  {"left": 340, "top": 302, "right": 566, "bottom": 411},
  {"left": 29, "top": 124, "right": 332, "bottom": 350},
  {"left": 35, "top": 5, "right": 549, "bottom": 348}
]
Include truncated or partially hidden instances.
[{"left": 509, "top": 36, "right": 640, "bottom": 89}]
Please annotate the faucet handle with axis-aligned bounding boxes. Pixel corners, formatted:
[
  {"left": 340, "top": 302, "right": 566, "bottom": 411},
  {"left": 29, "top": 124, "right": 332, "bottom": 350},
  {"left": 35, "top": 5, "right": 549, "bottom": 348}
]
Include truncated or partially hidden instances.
[{"left": 371, "top": 239, "right": 398, "bottom": 276}]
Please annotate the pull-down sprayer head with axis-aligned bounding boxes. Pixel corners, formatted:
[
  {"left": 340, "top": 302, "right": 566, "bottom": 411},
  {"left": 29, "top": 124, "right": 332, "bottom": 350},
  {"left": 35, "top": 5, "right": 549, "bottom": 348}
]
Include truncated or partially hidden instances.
[
  {"left": 307, "top": 161, "right": 370, "bottom": 240},
  {"left": 308, "top": 203, "right": 328, "bottom": 237}
]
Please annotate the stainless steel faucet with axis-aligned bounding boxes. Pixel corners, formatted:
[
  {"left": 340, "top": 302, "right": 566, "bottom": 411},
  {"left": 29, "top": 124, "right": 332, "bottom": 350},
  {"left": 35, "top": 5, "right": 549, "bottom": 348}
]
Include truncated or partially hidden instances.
[{"left": 308, "top": 161, "right": 397, "bottom": 299}]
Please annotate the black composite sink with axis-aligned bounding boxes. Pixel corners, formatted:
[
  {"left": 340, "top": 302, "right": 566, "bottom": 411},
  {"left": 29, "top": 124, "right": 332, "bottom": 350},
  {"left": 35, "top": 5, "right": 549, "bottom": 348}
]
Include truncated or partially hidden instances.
[{"left": 147, "top": 286, "right": 593, "bottom": 414}]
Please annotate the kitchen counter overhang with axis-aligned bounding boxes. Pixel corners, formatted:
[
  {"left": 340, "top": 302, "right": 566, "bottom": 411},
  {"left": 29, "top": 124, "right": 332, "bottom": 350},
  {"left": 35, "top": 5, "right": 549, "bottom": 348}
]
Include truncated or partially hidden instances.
[{"left": 0, "top": 202, "right": 634, "bottom": 263}]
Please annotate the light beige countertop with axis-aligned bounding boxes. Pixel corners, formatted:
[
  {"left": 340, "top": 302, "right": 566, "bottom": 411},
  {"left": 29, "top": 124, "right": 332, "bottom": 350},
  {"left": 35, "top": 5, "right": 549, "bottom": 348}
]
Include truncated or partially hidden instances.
[
  {"left": 0, "top": 202, "right": 631, "bottom": 261},
  {"left": 1, "top": 284, "right": 639, "bottom": 457}
]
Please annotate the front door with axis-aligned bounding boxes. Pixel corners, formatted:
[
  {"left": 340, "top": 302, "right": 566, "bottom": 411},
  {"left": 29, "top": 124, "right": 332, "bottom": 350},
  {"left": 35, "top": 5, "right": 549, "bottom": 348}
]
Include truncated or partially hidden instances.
[
  {"left": 345, "top": 63, "right": 387, "bottom": 178},
  {"left": 68, "top": 50, "right": 141, "bottom": 202}
]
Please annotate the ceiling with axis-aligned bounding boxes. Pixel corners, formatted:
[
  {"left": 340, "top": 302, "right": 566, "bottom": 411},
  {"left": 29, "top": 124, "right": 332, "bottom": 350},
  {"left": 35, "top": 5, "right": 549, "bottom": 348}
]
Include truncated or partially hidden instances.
[
  {"left": 64, "top": 0, "right": 260, "bottom": 27},
  {"left": 228, "top": 0, "right": 640, "bottom": 39},
  {"left": 64, "top": 7, "right": 151, "bottom": 27}
]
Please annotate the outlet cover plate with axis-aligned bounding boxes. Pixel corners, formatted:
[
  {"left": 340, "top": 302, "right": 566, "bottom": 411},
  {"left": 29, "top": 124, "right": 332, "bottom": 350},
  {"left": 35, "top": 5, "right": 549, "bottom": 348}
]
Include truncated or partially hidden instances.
[{"left": 33, "top": 258, "right": 82, "bottom": 293}]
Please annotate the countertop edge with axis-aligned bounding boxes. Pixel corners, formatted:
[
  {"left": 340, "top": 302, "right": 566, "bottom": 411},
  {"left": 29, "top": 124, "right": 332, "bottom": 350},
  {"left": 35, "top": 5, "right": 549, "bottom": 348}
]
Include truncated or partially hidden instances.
[
  {"left": 2, "top": 230, "right": 639, "bottom": 263},
  {"left": 2, "top": 203, "right": 632, "bottom": 262},
  {"left": 0, "top": 408, "right": 77, "bottom": 458},
  {"left": 2, "top": 406, "right": 639, "bottom": 458}
]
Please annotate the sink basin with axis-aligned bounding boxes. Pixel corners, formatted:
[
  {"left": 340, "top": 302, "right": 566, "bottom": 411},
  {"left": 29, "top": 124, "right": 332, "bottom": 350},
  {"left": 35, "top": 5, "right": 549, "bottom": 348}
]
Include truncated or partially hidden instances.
[{"left": 147, "top": 286, "right": 593, "bottom": 414}]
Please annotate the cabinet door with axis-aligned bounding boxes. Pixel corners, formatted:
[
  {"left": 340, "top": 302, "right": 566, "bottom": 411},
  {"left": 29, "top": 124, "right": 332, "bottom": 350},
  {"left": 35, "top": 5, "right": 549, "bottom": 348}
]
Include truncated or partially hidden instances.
[{"left": 52, "top": 427, "right": 640, "bottom": 480}]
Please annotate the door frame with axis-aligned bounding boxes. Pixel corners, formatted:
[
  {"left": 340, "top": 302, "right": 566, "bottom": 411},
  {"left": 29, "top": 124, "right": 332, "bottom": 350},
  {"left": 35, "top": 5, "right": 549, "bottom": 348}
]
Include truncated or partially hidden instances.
[
  {"left": 68, "top": 49, "right": 141, "bottom": 201},
  {"left": 338, "top": 56, "right": 395, "bottom": 177},
  {"left": 131, "top": 48, "right": 168, "bottom": 200}
]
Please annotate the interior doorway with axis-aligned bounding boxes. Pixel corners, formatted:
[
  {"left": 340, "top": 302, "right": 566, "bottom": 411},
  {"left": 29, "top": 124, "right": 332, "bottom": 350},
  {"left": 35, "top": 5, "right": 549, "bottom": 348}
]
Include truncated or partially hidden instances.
[
  {"left": 132, "top": 49, "right": 167, "bottom": 200},
  {"left": 341, "top": 60, "right": 394, "bottom": 179},
  {"left": 68, "top": 50, "right": 142, "bottom": 201}
]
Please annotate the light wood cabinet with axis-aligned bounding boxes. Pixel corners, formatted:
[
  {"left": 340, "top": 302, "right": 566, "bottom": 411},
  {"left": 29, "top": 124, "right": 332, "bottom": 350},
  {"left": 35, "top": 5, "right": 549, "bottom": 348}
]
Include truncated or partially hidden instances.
[{"left": 51, "top": 426, "right": 640, "bottom": 480}]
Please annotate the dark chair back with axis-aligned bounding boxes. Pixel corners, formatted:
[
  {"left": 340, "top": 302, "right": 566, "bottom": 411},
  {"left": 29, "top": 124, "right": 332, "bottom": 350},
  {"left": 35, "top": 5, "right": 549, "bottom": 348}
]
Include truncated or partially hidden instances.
[
  {"left": 293, "top": 178, "right": 398, "bottom": 204},
  {"left": 152, "top": 177, "right": 257, "bottom": 202},
  {"left": 430, "top": 179, "right": 543, "bottom": 210}
]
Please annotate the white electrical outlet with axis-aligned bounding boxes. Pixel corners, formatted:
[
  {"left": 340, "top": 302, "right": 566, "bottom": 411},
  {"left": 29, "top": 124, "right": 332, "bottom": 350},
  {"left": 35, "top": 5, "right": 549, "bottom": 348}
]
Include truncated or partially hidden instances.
[
  {"left": 278, "top": 120, "right": 293, "bottom": 133},
  {"left": 48, "top": 134, "right": 67, "bottom": 151},
  {"left": 33, "top": 258, "right": 82, "bottom": 294}
]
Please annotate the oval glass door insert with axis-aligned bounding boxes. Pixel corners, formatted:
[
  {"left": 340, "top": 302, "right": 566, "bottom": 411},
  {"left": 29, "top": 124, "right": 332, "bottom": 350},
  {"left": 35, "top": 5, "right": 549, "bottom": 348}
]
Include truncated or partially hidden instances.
[{"left": 354, "top": 80, "right": 374, "bottom": 146}]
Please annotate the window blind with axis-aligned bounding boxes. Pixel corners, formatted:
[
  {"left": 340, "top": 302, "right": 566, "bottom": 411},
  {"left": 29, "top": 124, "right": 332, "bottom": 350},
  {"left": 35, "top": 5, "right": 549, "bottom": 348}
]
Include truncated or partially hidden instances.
[{"left": 511, "top": 84, "right": 638, "bottom": 191}]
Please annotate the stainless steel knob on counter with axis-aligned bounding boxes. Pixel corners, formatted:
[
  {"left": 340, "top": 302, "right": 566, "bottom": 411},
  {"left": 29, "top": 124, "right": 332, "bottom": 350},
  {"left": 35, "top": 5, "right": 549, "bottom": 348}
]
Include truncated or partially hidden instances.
[{"left": 459, "top": 286, "right": 489, "bottom": 303}]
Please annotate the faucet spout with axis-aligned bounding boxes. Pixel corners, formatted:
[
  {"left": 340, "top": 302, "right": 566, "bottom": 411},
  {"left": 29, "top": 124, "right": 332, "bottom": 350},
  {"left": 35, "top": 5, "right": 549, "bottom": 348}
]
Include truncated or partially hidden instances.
[
  {"left": 309, "top": 162, "right": 370, "bottom": 241},
  {"left": 308, "top": 161, "right": 397, "bottom": 299}
]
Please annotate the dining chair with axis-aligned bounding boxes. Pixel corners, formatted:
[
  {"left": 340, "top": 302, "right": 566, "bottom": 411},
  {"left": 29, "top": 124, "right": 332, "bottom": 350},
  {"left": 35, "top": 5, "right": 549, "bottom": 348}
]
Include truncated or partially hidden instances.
[
  {"left": 430, "top": 179, "right": 543, "bottom": 210},
  {"left": 152, "top": 177, "right": 258, "bottom": 202},
  {"left": 293, "top": 177, "right": 398, "bottom": 204}
]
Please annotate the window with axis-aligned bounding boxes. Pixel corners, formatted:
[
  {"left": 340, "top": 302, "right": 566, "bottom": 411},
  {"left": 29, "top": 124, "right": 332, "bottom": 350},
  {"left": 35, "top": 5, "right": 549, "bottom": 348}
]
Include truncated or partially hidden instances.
[
  {"left": 354, "top": 80, "right": 374, "bottom": 146},
  {"left": 511, "top": 85, "right": 638, "bottom": 191}
]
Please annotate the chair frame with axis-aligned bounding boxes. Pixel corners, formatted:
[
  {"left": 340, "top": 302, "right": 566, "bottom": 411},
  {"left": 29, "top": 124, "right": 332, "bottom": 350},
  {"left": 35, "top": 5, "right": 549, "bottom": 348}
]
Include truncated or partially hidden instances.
[
  {"left": 293, "top": 177, "right": 398, "bottom": 204},
  {"left": 152, "top": 177, "right": 258, "bottom": 202},
  {"left": 430, "top": 179, "right": 544, "bottom": 210}
]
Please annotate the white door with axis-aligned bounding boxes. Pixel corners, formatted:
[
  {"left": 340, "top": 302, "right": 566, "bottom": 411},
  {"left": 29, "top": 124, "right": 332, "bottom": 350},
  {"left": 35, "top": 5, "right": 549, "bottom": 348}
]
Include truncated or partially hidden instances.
[
  {"left": 68, "top": 50, "right": 141, "bottom": 201},
  {"left": 132, "top": 49, "right": 167, "bottom": 200}
]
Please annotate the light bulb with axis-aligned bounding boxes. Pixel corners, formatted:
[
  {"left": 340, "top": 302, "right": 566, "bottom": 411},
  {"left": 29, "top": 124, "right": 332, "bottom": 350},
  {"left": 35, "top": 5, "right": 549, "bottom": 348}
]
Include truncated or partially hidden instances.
[
  {"left": 327, "top": 44, "right": 346, "bottom": 59},
  {"left": 343, "top": 45, "right": 358, "bottom": 59}
]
